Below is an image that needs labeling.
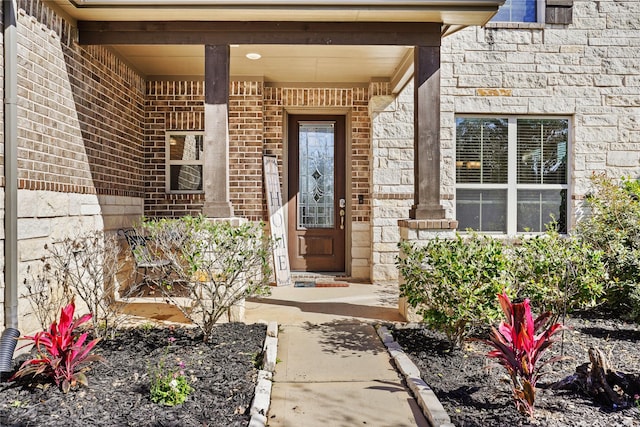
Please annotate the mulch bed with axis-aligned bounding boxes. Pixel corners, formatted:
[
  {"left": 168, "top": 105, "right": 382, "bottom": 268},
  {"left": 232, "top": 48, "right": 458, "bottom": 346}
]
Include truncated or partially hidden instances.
[
  {"left": 392, "top": 313, "right": 640, "bottom": 427},
  {"left": 0, "top": 323, "right": 266, "bottom": 427}
]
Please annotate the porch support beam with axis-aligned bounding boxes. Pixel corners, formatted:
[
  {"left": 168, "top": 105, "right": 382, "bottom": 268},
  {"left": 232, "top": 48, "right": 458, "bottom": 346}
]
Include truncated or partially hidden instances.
[
  {"left": 77, "top": 21, "right": 440, "bottom": 46},
  {"left": 410, "top": 45, "right": 445, "bottom": 220},
  {"left": 203, "top": 44, "right": 234, "bottom": 218}
]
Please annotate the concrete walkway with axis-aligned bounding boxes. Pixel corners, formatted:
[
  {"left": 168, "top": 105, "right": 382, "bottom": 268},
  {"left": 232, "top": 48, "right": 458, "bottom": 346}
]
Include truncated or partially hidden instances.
[{"left": 245, "top": 282, "right": 430, "bottom": 427}]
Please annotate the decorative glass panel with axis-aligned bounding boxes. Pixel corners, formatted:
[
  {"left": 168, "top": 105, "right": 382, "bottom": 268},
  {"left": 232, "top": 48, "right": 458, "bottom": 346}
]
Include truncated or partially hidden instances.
[
  {"left": 456, "top": 189, "right": 507, "bottom": 232},
  {"left": 517, "top": 119, "right": 568, "bottom": 185},
  {"left": 517, "top": 189, "right": 567, "bottom": 233},
  {"left": 492, "top": 0, "right": 537, "bottom": 23},
  {"left": 456, "top": 118, "right": 508, "bottom": 184},
  {"left": 170, "top": 165, "right": 202, "bottom": 191},
  {"left": 298, "top": 122, "right": 335, "bottom": 229}
]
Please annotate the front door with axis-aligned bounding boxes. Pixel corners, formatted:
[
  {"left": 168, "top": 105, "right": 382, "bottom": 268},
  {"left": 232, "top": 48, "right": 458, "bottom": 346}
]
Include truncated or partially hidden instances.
[{"left": 288, "top": 115, "right": 346, "bottom": 272}]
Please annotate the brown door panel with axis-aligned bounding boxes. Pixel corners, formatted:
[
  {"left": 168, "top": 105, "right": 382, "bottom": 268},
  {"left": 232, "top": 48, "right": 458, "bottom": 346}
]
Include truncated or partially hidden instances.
[{"left": 287, "top": 115, "right": 346, "bottom": 272}]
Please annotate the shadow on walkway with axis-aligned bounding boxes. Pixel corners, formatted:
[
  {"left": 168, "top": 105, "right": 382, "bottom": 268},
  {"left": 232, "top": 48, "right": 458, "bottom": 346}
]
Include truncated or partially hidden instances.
[{"left": 246, "top": 296, "right": 405, "bottom": 322}]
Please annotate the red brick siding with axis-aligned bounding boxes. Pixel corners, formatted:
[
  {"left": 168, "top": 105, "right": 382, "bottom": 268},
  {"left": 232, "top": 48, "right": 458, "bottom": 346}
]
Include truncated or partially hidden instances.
[
  {"left": 229, "top": 81, "right": 265, "bottom": 220},
  {"left": 17, "top": 0, "right": 145, "bottom": 197},
  {"left": 144, "top": 81, "right": 206, "bottom": 218},
  {"left": 263, "top": 86, "right": 372, "bottom": 223}
]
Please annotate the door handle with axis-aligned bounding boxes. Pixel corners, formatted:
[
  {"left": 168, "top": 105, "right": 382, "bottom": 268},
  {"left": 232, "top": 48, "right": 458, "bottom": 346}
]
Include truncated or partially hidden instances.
[{"left": 339, "top": 198, "right": 345, "bottom": 230}]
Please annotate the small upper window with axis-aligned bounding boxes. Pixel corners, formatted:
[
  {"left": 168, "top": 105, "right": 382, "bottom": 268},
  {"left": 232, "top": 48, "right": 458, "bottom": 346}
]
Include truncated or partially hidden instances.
[
  {"left": 491, "top": 0, "right": 538, "bottom": 23},
  {"left": 166, "top": 132, "right": 204, "bottom": 193}
]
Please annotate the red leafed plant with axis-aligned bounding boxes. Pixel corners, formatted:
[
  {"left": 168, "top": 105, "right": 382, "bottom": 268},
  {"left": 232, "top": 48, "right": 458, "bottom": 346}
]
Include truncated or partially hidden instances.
[
  {"left": 485, "top": 292, "right": 565, "bottom": 417},
  {"left": 10, "top": 299, "right": 104, "bottom": 393}
]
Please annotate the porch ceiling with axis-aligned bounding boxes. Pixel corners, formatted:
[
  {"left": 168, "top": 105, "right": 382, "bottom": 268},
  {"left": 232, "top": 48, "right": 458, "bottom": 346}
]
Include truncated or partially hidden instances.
[{"left": 52, "top": 0, "right": 502, "bottom": 84}]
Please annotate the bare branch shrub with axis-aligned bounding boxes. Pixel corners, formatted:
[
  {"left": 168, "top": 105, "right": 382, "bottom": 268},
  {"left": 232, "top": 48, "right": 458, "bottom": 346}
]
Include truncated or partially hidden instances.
[
  {"left": 26, "top": 230, "right": 139, "bottom": 339},
  {"left": 22, "top": 261, "right": 74, "bottom": 330},
  {"left": 139, "top": 216, "right": 272, "bottom": 342}
]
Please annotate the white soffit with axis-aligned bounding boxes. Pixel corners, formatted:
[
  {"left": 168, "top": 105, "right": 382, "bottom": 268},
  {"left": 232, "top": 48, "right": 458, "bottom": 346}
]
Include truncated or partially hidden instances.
[{"left": 53, "top": 0, "right": 502, "bottom": 83}]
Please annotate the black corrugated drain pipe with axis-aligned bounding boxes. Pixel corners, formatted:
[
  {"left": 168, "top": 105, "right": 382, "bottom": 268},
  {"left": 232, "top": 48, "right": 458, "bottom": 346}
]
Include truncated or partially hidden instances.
[{"left": 0, "top": 328, "right": 20, "bottom": 374}]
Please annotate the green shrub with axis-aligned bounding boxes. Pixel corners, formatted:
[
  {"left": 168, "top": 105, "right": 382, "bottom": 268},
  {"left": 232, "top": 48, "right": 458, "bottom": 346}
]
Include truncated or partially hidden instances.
[
  {"left": 513, "top": 230, "right": 606, "bottom": 321},
  {"left": 575, "top": 173, "right": 640, "bottom": 321},
  {"left": 397, "top": 233, "right": 512, "bottom": 347}
]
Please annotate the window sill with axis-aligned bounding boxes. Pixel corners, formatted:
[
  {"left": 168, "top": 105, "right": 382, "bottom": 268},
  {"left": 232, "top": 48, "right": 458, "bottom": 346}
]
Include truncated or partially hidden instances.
[{"left": 485, "top": 22, "right": 545, "bottom": 30}]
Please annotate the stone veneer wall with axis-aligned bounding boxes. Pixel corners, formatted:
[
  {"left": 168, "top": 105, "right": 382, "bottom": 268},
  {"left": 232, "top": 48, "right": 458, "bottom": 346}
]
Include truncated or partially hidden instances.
[
  {"left": 13, "top": 0, "right": 146, "bottom": 332},
  {"left": 441, "top": 0, "right": 640, "bottom": 227},
  {"left": 369, "top": 82, "right": 415, "bottom": 282}
]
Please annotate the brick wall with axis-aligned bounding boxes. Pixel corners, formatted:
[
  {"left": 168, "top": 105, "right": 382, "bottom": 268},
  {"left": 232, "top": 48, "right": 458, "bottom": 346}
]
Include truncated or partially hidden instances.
[
  {"left": 229, "top": 81, "right": 265, "bottom": 220},
  {"left": 146, "top": 82, "right": 373, "bottom": 225},
  {"left": 17, "top": 0, "right": 145, "bottom": 199},
  {"left": 145, "top": 81, "right": 206, "bottom": 218},
  {"left": 12, "top": 0, "right": 147, "bottom": 331},
  {"left": 441, "top": 0, "right": 640, "bottom": 226},
  {"left": 263, "top": 86, "right": 372, "bottom": 223}
]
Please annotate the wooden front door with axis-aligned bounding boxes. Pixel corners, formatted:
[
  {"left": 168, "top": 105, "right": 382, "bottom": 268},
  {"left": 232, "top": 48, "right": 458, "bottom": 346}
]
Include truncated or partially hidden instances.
[{"left": 287, "top": 115, "right": 346, "bottom": 272}]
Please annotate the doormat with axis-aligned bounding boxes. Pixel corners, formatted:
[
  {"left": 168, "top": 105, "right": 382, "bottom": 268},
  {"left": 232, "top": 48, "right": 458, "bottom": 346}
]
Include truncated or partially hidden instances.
[{"left": 294, "top": 281, "right": 349, "bottom": 288}]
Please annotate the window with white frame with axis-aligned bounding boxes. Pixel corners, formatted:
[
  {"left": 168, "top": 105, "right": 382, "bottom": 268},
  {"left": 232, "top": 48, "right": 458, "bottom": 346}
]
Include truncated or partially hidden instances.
[
  {"left": 455, "top": 117, "right": 569, "bottom": 234},
  {"left": 491, "top": 0, "right": 539, "bottom": 23},
  {"left": 166, "top": 132, "right": 204, "bottom": 193}
]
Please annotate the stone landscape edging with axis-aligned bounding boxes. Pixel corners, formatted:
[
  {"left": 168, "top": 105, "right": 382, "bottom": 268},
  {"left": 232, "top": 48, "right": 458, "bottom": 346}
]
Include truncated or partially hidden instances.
[
  {"left": 248, "top": 321, "right": 278, "bottom": 427},
  {"left": 377, "top": 324, "right": 455, "bottom": 427}
]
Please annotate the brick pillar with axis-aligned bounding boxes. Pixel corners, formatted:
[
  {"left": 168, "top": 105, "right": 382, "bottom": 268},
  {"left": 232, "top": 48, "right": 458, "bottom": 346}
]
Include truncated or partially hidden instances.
[{"left": 203, "top": 45, "right": 234, "bottom": 218}]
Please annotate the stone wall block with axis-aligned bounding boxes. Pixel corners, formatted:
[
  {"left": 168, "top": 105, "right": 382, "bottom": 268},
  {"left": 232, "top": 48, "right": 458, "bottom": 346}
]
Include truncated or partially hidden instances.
[
  {"left": 607, "top": 151, "right": 639, "bottom": 167},
  {"left": 17, "top": 218, "right": 51, "bottom": 240},
  {"left": 36, "top": 191, "right": 70, "bottom": 218},
  {"left": 503, "top": 73, "right": 547, "bottom": 89}
]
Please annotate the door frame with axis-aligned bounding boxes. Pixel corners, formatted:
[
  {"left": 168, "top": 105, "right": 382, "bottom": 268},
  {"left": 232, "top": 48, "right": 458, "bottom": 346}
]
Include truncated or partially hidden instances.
[{"left": 283, "top": 108, "right": 352, "bottom": 275}]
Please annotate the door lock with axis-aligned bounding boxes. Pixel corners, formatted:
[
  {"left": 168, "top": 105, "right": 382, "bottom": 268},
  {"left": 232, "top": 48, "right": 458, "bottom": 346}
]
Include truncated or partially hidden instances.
[{"left": 339, "top": 198, "right": 346, "bottom": 230}]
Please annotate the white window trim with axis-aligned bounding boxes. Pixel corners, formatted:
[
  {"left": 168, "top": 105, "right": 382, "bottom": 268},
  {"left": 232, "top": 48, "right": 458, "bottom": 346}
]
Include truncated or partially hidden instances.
[
  {"left": 454, "top": 115, "right": 572, "bottom": 236},
  {"left": 165, "top": 131, "right": 205, "bottom": 194},
  {"left": 486, "top": 0, "right": 545, "bottom": 27}
]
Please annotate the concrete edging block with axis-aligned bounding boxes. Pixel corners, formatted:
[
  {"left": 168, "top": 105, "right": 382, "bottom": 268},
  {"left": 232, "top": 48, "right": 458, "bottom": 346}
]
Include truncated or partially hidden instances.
[
  {"left": 377, "top": 325, "right": 453, "bottom": 427},
  {"left": 262, "top": 335, "right": 278, "bottom": 372},
  {"left": 249, "top": 322, "right": 278, "bottom": 427}
]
